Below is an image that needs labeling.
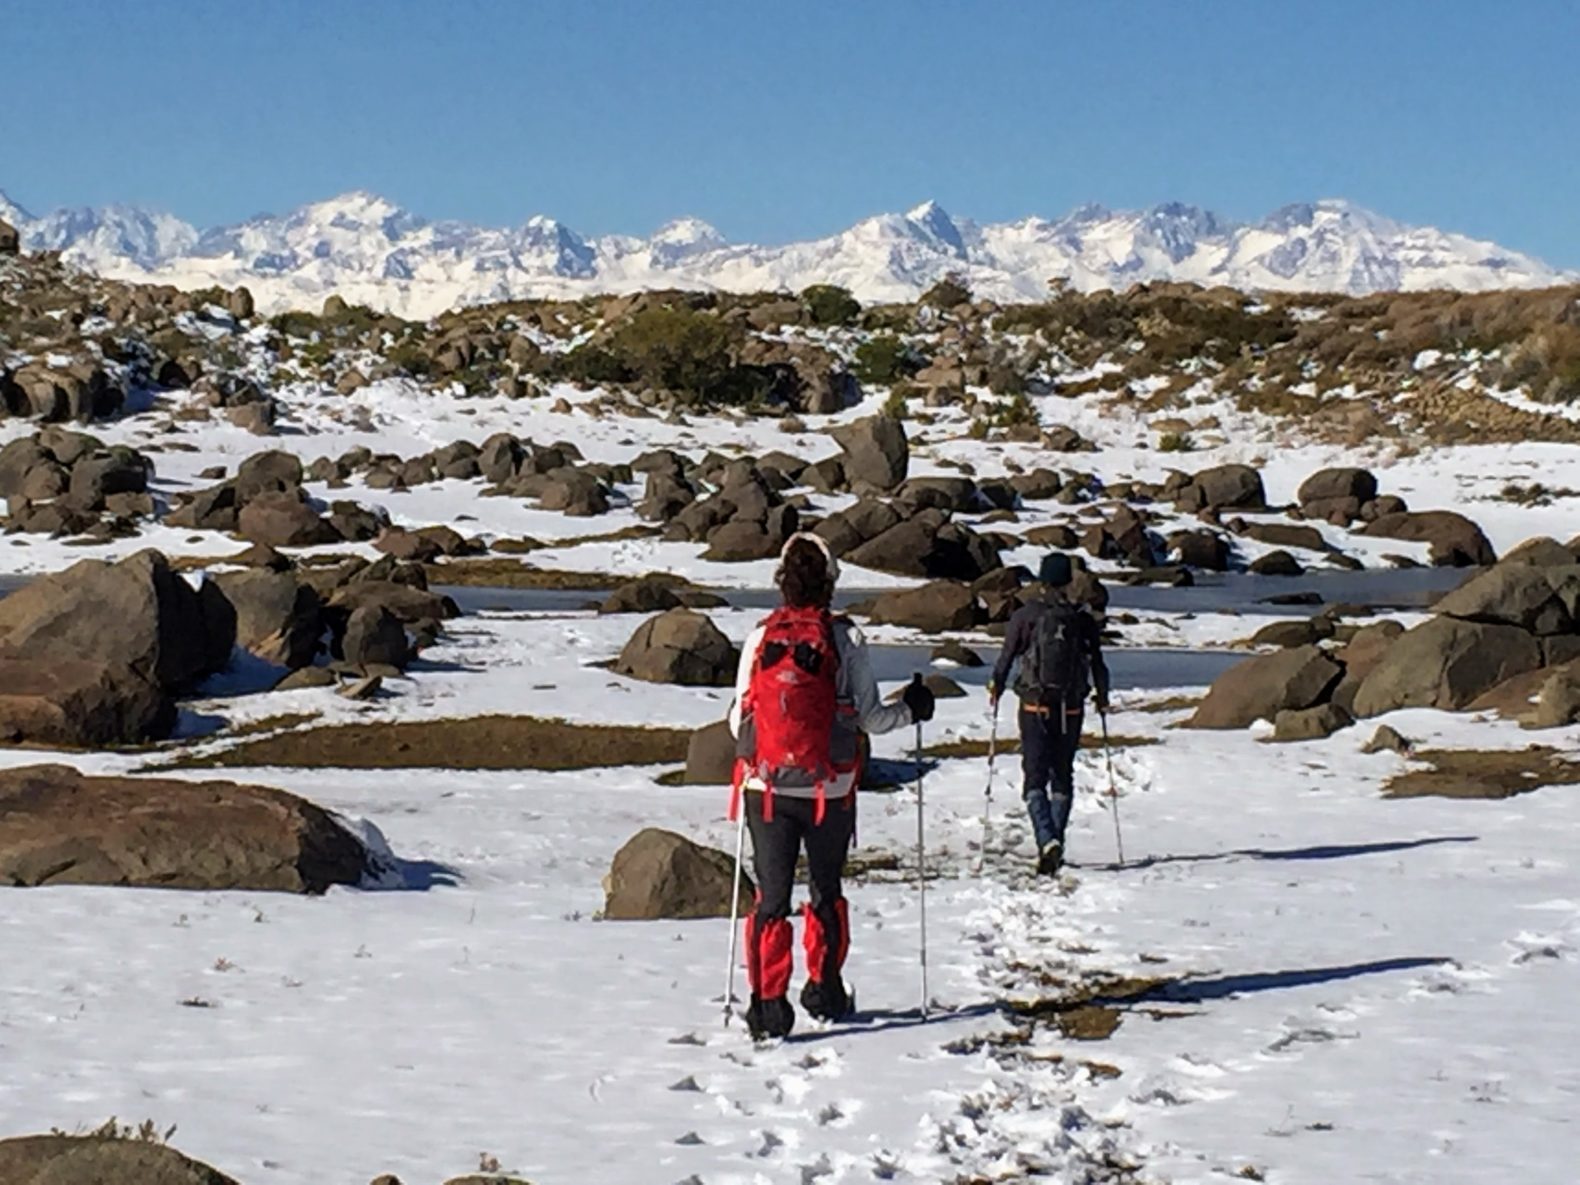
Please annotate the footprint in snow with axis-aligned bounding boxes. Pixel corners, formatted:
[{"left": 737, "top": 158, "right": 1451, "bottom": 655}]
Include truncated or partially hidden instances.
[
  {"left": 816, "top": 1101, "right": 855, "bottom": 1127},
  {"left": 799, "top": 1153, "right": 834, "bottom": 1181},
  {"left": 1265, "top": 1026, "right": 1356, "bottom": 1054},
  {"left": 755, "top": 1129, "right": 786, "bottom": 1158},
  {"left": 1170, "top": 1052, "right": 1229, "bottom": 1078}
]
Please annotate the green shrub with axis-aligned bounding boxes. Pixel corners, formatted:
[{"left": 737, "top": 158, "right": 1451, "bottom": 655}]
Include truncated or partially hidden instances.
[
  {"left": 555, "top": 343, "right": 632, "bottom": 387},
  {"left": 991, "top": 392, "right": 1039, "bottom": 428},
  {"left": 801, "top": 284, "right": 861, "bottom": 327},
  {"left": 386, "top": 339, "right": 433, "bottom": 378},
  {"left": 604, "top": 306, "right": 743, "bottom": 403},
  {"left": 1157, "top": 431, "right": 1196, "bottom": 453},
  {"left": 853, "top": 334, "right": 921, "bottom": 384},
  {"left": 269, "top": 311, "right": 323, "bottom": 339},
  {"left": 320, "top": 300, "right": 384, "bottom": 336},
  {"left": 881, "top": 387, "right": 910, "bottom": 420}
]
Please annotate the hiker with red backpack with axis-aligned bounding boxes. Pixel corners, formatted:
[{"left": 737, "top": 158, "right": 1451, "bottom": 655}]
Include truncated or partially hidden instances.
[
  {"left": 728, "top": 533, "right": 936, "bottom": 1040},
  {"left": 987, "top": 553, "right": 1111, "bottom": 876}
]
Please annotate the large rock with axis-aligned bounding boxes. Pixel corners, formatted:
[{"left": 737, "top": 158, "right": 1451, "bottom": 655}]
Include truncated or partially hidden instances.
[
  {"left": 0, "top": 550, "right": 230, "bottom": 691},
  {"left": 0, "top": 437, "right": 52, "bottom": 498},
  {"left": 0, "top": 218, "right": 18, "bottom": 255},
  {"left": 866, "top": 581, "right": 981, "bottom": 633},
  {"left": 341, "top": 605, "right": 412, "bottom": 670},
  {"left": 0, "top": 1135, "right": 240, "bottom": 1185},
  {"left": 238, "top": 492, "right": 339, "bottom": 548},
  {"left": 1177, "top": 464, "right": 1265, "bottom": 512},
  {"left": 234, "top": 449, "right": 304, "bottom": 503},
  {"left": 1432, "top": 563, "right": 1580, "bottom": 635},
  {"left": 614, "top": 608, "right": 739, "bottom": 687},
  {"left": 1250, "top": 549, "right": 1305, "bottom": 577},
  {"left": 1271, "top": 702, "right": 1355, "bottom": 742},
  {"left": 12, "top": 362, "right": 123, "bottom": 422},
  {"left": 539, "top": 470, "right": 609, "bottom": 516},
  {"left": 1169, "top": 529, "right": 1230, "bottom": 571},
  {"left": 1186, "top": 645, "right": 1343, "bottom": 729},
  {"left": 1242, "top": 522, "right": 1329, "bottom": 552},
  {"left": 847, "top": 516, "right": 1000, "bottom": 582},
  {"left": 1329, "top": 619, "right": 1406, "bottom": 711},
  {"left": 0, "top": 658, "right": 173, "bottom": 747},
  {"left": 599, "top": 578, "right": 684, "bottom": 615},
  {"left": 374, "top": 526, "right": 445, "bottom": 563},
  {"left": 683, "top": 719, "right": 737, "bottom": 784},
  {"left": 702, "top": 520, "right": 778, "bottom": 561},
  {"left": 209, "top": 570, "right": 324, "bottom": 669},
  {"left": 832, "top": 414, "right": 908, "bottom": 490},
  {"left": 1084, "top": 508, "right": 1155, "bottom": 568},
  {"left": 1298, "top": 467, "right": 1378, "bottom": 506},
  {"left": 1350, "top": 616, "right": 1543, "bottom": 716},
  {"left": 1502, "top": 536, "right": 1580, "bottom": 566},
  {"left": 1531, "top": 666, "right": 1580, "bottom": 728},
  {"left": 327, "top": 580, "right": 457, "bottom": 625},
  {"left": 66, "top": 449, "right": 150, "bottom": 510},
  {"left": 0, "top": 765, "right": 370, "bottom": 892},
  {"left": 167, "top": 482, "right": 240, "bottom": 531},
  {"left": 1361, "top": 511, "right": 1496, "bottom": 567},
  {"left": 603, "top": 827, "right": 753, "bottom": 919}
]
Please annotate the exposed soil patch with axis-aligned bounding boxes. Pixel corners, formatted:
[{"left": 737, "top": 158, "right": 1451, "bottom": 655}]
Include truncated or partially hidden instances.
[
  {"left": 159, "top": 714, "right": 692, "bottom": 771},
  {"left": 228, "top": 711, "right": 322, "bottom": 739},
  {"left": 925, "top": 734, "right": 1159, "bottom": 759},
  {"left": 420, "top": 559, "right": 626, "bottom": 589},
  {"left": 1383, "top": 746, "right": 1580, "bottom": 800},
  {"left": 1133, "top": 693, "right": 1205, "bottom": 714},
  {"left": 1006, "top": 973, "right": 1177, "bottom": 1041},
  {"left": 492, "top": 524, "right": 663, "bottom": 551}
]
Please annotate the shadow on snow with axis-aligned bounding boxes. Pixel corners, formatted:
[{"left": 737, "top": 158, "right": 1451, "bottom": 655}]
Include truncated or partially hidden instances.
[
  {"left": 1142, "top": 956, "right": 1453, "bottom": 1004},
  {"left": 1093, "top": 834, "right": 1478, "bottom": 872}
]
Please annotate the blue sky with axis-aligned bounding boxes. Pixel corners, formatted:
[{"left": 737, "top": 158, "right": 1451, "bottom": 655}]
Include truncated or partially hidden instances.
[{"left": 3, "top": 0, "right": 1576, "bottom": 265}]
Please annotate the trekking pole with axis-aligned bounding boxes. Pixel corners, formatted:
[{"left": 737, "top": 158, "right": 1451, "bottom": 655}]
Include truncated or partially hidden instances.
[
  {"left": 977, "top": 699, "right": 999, "bottom": 876},
  {"left": 722, "top": 801, "right": 748, "bottom": 1027},
  {"left": 1100, "top": 710, "right": 1125, "bottom": 868},
  {"left": 911, "top": 674, "right": 929, "bottom": 1019}
]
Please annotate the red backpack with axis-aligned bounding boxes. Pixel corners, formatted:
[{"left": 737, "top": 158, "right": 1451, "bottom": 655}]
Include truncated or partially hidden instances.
[{"left": 732, "top": 606, "right": 842, "bottom": 822}]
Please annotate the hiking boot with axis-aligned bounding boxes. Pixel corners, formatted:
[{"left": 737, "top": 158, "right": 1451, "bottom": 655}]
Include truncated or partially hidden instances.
[
  {"left": 746, "top": 995, "right": 795, "bottom": 1040},
  {"left": 800, "top": 976, "right": 852, "bottom": 1023},
  {"left": 1037, "top": 840, "right": 1064, "bottom": 877}
]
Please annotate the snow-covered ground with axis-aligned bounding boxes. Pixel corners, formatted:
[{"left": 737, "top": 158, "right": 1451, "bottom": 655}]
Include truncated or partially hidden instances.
[
  {"left": 2, "top": 351, "right": 1580, "bottom": 1182},
  {"left": 2, "top": 617, "right": 1577, "bottom": 1183}
]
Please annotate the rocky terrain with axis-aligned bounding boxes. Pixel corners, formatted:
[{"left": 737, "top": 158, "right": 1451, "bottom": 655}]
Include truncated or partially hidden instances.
[{"left": 1, "top": 224, "right": 1578, "bottom": 1183}]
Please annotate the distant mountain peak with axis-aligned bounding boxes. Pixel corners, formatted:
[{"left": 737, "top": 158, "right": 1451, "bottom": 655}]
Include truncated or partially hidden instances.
[
  {"left": 904, "top": 200, "right": 966, "bottom": 255},
  {"left": 0, "top": 183, "right": 1568, "bottom": 316}
]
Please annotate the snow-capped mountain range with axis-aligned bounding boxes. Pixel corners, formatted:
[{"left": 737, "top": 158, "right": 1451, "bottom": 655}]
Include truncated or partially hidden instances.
[{"left": 2, "top": 187, "right": 1571, "bottom": 318}]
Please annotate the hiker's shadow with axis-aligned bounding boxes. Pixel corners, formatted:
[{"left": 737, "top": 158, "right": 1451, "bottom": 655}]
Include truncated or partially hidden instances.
[
  {"left": 1140, "top": 956, "right": 1452, "bottom": 1004},
  {"left": 1101, "top": 834, "right": 1478, "bottom": 872},
  {"left": 785, "top": 1001, "right": 999, "bottom": 1043}
]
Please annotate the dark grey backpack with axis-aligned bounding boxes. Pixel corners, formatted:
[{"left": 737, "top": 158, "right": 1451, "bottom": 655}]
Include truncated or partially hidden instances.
[{"left": 1016, "top": 599, "right": 1090, "bottom": 706}]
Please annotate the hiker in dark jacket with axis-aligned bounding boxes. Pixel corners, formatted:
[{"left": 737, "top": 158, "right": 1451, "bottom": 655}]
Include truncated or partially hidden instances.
[
  {"left": 729, "top": 533, "right": 935, "bottom": 1039},
  {"left": 987, "top": 553, "right": 1110, "bottom": 875}
]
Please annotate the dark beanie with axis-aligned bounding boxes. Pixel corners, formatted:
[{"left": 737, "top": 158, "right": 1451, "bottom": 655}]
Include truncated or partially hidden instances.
[{"left": 1038, "top": 552, "right": 1073, "bottom": 588}]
